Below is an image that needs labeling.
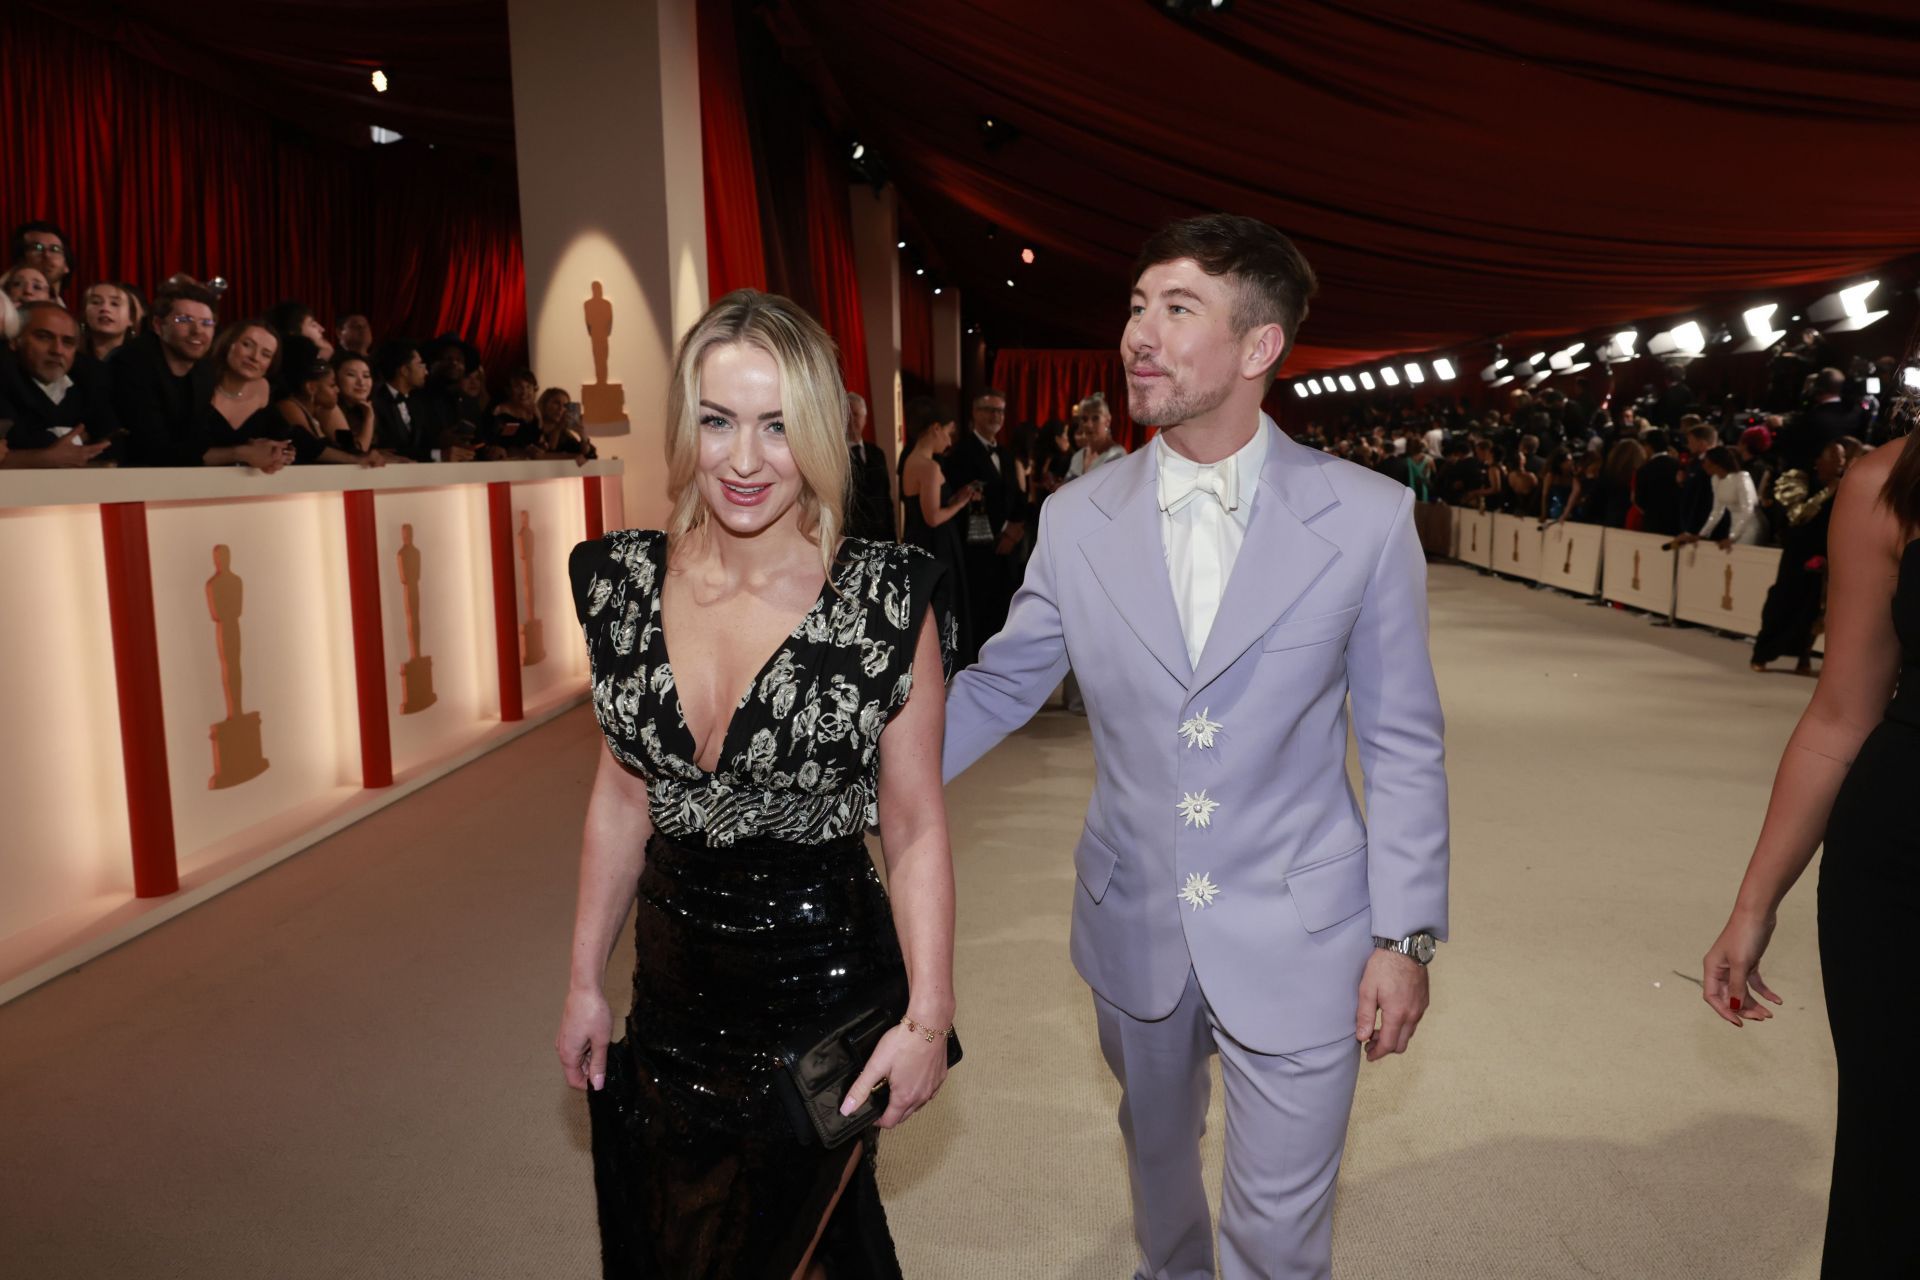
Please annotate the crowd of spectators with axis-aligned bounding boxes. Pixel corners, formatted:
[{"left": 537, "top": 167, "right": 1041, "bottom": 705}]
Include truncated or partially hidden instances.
[
  {"left": 0, "top": 219, "right": 596, "bottom": 472},
  {"left": 1298, "top": 353, "right": 1906, "bottom": 673}
]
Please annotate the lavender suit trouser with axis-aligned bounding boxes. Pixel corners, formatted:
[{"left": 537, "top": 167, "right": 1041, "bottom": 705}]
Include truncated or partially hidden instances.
[{"left": 1094, "top": 969, "right": 1362, "bottom": 1280}]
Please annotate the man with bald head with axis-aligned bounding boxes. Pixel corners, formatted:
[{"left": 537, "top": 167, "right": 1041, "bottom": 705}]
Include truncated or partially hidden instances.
[{"left": 0, "top": 301, "right": 115, "bottom": 467}]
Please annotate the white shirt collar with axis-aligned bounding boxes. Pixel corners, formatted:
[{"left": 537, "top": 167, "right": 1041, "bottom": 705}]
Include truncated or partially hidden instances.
[
  {"left": 1155, "top": 419, "right": 1267, "bottom": 524},
  {"left": 36, "top": 371, "right": 74, "bottom": 404}
]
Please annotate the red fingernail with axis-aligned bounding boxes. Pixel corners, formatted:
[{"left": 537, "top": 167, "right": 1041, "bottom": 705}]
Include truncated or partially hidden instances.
[{"left": 1730, "top": 997, "right": 1741, "bottom": 1012}]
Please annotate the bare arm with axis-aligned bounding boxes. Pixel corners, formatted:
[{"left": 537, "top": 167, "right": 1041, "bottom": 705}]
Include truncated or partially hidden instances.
[
  {"left": 1704, "top": 442, "right": 1906, "bottom": 1024},
  {"left": 909, "top": 456, "right": 972, "bottom": 527},
  {"left": 844, "top": 612, "right": 957, "bottom": 1127},
  {"left": 556, "top": 747, "right": 652, "bottom": 1090}
]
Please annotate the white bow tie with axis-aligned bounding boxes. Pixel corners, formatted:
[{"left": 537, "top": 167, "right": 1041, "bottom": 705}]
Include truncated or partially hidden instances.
[{"left": 1159, "top": 451, "right": 1239, "bottom": 515}]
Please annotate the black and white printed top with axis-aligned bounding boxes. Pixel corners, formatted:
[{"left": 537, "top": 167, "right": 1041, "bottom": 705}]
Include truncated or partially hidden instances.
[{"left": 568, "top": 529, "right": 955, "bottom": 848}]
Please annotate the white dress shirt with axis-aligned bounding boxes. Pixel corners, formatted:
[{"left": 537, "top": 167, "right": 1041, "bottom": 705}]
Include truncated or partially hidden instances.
[
  {"left": 1700, "top": 470, "right": 1762, "bottom": 545},
  {"left": 1157, "top": 424, "right": 1268, "bottom": 665}
]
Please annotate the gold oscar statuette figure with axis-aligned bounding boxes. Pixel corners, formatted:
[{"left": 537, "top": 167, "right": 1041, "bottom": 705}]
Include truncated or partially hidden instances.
[
  {"left": 1722, "top": 563, "right": 1736, "bottom": 612},
  {"left": 205, "top": 544, "right": 269, "bottom": 789},
  {"left": 1470, "top": 525, "right": 1478, "bottom": 552},
  {"left": 1511, "top": 528, "right": 1520, "bottom": 562},
  {"left": 397, "top": 523, "right": 438, "bottom": 714},
  {"left": 1563, "top": 537, "right": 1575, "bottom": 574},
  {"left": 518, "top": 510, "right": 546, "bottom": 666},
  {"left": 1631, "top": 549, "right": 1642, "bottom": 591},
  {"left": 579, "top": 280, "right": 629, "bottom": 434}
]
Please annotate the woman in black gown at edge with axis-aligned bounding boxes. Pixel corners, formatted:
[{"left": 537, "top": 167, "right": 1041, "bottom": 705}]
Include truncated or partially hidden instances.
[
  {"left": 556, "top": 289, "right": 959, "bottom": 1279},
  {"left": 896, "top": 395, "right": 978, "bottom": 663},
  {"left": 1702, "top": 357, "right": 1920, "bottom": 1277}
]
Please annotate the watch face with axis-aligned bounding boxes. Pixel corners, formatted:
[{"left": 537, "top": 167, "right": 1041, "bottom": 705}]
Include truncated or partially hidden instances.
[{"left": 1412, "top": 934, "right": 1437, "bottom": 964}]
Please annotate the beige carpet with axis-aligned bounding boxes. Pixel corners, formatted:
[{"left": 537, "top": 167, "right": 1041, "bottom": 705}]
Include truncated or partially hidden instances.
[{"left": 0, "top": 563, "right": 1836, "bottom": 1279}]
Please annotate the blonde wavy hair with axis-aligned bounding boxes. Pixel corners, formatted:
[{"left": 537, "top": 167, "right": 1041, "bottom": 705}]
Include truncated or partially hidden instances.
[{"left": 665, "top": 290, "right": 850, "bottom": 575}]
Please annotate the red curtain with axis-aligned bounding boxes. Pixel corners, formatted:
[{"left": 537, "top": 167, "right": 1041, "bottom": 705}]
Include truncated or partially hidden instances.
[
  {"left": 801, "top": 128, "right": 872, "bottom": 399},
  {"left": 0, "top": 7, "right": 527, "bottom": 375},
  {"left": 699, "top": 0, "right": 768, "bottom": 300},
  {"left": 991, "top": 349, "right": 1141, "bottom": 449},
  {"left": 900, "top": 270, "right": 934, "bottom": 386}
]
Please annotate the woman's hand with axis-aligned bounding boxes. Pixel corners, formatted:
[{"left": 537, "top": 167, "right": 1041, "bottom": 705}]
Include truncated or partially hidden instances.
[
  {"left": 1702, "top": 907, "right": 1784, "bottom": 1027},
  {"left": 1715, "top": 537, "right": 1734, "bottom": 551},
  {"left": 556, "top": 985, "right": 614, "bottom": 1090},
  {"left": 841, "top": 1023, "right": 949, "bottom": 1129}
]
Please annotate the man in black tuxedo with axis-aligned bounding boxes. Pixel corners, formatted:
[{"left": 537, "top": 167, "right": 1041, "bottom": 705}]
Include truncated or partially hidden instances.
[
  {"left": 940, "top": 387, "right": 1025, "bottom": 664},
  {"left": 0, "top": 303, "right": 115, "bottom": 467},
  {"left": 843, "top": 391, "right": 896, "bottom": 541},
  {"left": 372, "top": 339, "right": 434, "bottom": 461}
]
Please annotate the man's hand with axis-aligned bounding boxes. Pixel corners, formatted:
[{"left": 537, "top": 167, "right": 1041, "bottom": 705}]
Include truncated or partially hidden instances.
[
  {"left": 1355, "top": 948, "right": 1429, "bottom": 1063},
  {"left": 5, "top": 428, "right": 110, "bottom": 469}
]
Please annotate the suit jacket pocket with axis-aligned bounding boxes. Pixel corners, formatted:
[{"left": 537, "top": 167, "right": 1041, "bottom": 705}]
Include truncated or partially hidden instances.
[
  {"left": 1260, "top": 605, "right": 1362, "bottom": 652},
  {"left": 1286, "top": 842, "right": 1370, "bottom": 932},
  {"left": 1075, "top": 826, "right": 1120, "bottom": 903}
]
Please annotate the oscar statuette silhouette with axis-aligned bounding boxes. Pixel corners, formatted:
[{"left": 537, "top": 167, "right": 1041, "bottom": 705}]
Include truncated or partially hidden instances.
[
  {"left": 579, "top": 281, "right": 629, "bottom": 434},
  {"left": 518, "top": 511, "right": 545, "bottom": 666},
  {"left": 205, "top": 544, "right": 270, "bottom": 788},
  {"left": 397, "top": 523, "right": 438, "bottom": 713}
]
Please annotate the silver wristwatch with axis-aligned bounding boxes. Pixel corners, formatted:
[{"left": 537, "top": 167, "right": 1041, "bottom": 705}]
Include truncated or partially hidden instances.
[{"left": 1372, "top": 931, "right": 1438, "bottom": 966}]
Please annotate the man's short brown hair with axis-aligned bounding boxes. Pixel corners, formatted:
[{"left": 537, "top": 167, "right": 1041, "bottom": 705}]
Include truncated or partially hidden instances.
[
  {"left": 1132, "top": 213, "right": 1318, "bottom": 378},
  {"left": 153, "top": 278, "right": 218, "bottom": 322}
]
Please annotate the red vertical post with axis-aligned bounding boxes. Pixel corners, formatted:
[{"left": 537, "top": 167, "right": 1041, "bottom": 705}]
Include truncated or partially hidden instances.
[
  {"left": 342, "top": 490, "right": 394, "bottom": 787},
  {"left": 99, "top": 502, "right": 180, "bottom": 898},
  {"left": 583, "top": 474, "right": 605, "bottom": 541},
  {"left": 487, "top": 481, "right": 525, "bottom": 722}
]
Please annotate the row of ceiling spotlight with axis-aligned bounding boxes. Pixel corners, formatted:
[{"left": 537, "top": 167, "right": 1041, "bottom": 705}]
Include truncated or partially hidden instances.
[
  {"left": 1292, "top": 358, "right": 1458, "bottom": 398},
  {"left": 1295, "top": 278, "right": 1894, "bottom": 399}
]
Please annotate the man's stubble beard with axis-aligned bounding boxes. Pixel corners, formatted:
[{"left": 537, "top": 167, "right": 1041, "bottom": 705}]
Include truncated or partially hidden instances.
[{"left": 1127, "top": 371, "right": 1235, "bottom": 430}]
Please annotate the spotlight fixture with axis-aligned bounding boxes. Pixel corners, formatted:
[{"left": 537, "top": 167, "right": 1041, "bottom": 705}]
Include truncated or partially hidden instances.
[
  {"left": 933, "top": 287, "right": 943, "bottom": 296},
  {"left": 371, "top": 69, "right": 389, "bottom": 93},
  {"left": 851, "top": 142, "right": 865, "bottom": 161},
  {"left": 1307, "top": 378, "right": 1323, "bottom": 394},
  {"left": 1338, "top": 374, "right": 1357, "bottom": 393},
  {"left": 1549, "top": 344, "right": 1591, "bottom": 375},
  {"left": 1647, "top": 321, "right": 1706, "bottom": 361},
  {"left": 1596, "top": 330, "right": 1638, "bottom": 364},
  {"left": 1809, "top": 279, "right": 1887, "bottom": 332},
  {"left": 1006, "top": 278, "right": 1015, "bottom": 287},
  {"left": 1735, "top": 303, "right": 1784, "bottom": 352},
  {"left": 1480, "top": 349, "right": 1509, "bottom": 384},
  {"left": 369, "top": 125, "right": 403, "bottom": 145},
  {"left": 1380, "top": 366, "right": 1401, "bottom": 387},
  {"left": 896, "top": 239, "right": 906, "bottom": 250},
  {"left": 1404, "top": 363, "right": 1426, "bottom": 385},
  {"left": 1902, "top": 362, "right": 1920, "bottom": 393},
  {"left": 1358, "top": 371, "right": 1376, "bottom": 390},
  {"left": 1293, "top": 383, "right": 1311, "bottom": 399},
  {"left": 915, "top": 267, "right": 925, "bottom": 277},
  {"left": 978, "top": 117, "right": 1021, "bottom": 152},
  {"left": 1431, "top": 358, "right": 1456, "bottom": 381},
  {"left": 1021, "top": 247, "right": 1036, "bottom": 265}
]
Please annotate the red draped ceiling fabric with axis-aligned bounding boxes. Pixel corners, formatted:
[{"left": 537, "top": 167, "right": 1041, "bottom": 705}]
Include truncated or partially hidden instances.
[
  {"left": 1, "top": 8, "right": 527, "bottom": 374},
  {"left": 781, "top": 1, "right": 1920, "bottom": 372},
  {"left": 699, "top": 0, "right": 769, "bottom": 300},
  {"left": 991, "top": 350, "right": 1141, "bottom": 449}
]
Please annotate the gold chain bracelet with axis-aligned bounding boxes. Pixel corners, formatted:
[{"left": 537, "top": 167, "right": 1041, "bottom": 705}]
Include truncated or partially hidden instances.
[{"left": 901, "top": 1015, "right": 952, "bottom": 1043}]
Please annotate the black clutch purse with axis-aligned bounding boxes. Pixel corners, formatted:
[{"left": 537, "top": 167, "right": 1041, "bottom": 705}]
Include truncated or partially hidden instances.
[{"left": 773, "top": 977, "right": 963, "bottom": 1149}]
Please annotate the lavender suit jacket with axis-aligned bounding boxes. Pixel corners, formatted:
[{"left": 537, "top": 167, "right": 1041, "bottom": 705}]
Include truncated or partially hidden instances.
[{"left": 942, "top": 416, "right": 1449, "bottom": 1055}]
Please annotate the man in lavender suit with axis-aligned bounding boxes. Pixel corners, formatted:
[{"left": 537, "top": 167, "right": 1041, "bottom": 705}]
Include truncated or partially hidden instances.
[{"left": 941, "top": 215, "right": 1449, "bottom": 1280}]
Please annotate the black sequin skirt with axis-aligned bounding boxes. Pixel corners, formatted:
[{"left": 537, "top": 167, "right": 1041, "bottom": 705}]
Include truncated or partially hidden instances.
[{"left": 587, "top": 829, "right": 907, "bottom": 1279}]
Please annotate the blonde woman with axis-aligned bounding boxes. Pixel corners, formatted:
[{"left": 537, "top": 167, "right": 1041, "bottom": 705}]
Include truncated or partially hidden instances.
[{"left": 556, "top": 290, "right": 958, "bottom": 1279}]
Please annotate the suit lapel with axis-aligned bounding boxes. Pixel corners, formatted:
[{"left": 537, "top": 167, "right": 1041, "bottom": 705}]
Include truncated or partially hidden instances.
[
  {"left": 1080, "top": 449, "right": 1193, "bottom": 685},
  {"left": 1189, "top": 422, "right": 1341, "bottom": 693}
]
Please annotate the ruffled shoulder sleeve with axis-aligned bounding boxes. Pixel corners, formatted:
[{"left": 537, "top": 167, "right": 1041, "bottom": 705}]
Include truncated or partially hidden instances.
[
  {"left": 868, "top": 539, "right": 955, "bottom": 719},
  {"left": 568, "top": 529, "right": 664, "bottom": 668}
]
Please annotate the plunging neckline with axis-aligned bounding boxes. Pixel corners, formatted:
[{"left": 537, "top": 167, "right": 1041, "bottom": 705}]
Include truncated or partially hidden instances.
[{"left": 653, "top": 535, "right": 843, "bottom": 775}]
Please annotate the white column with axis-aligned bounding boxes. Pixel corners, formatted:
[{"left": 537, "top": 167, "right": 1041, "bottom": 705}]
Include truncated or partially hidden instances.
[
  {"left": 508, "top": 0, "right": 708, "bottom": 531},
  {"left": 847, "top": 184, "right": 902, "bottom": 477}
]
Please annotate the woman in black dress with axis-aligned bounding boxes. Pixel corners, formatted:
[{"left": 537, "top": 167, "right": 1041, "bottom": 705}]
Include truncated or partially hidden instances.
[
  {"left": 1751, "top": 442, "right": 1847, "bottom": 674},
  {"left": 557, "top": 289, "right": 958, "bottom": 1280},
  {"left": 1702, "top": 372, "right": 1920, "bottom": 1277},
  {"left": 897, "top": 394, "right": 977, "bottom": 662}
]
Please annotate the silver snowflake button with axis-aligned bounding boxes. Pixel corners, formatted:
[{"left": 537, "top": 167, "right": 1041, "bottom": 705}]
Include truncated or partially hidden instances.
[
  {"left": 1176, "top": 790, "right": 1220, "bottom": 829},
  {"left": 1177, "top": 708, "right": 1223, "bottom": 749},
  {"left": 1178, "top": 872, "right": 1221, "bottom": 911}
]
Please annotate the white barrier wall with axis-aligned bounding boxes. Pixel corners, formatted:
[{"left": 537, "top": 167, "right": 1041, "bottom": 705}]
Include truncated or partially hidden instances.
[
  {"left": 1600, "top": 528, "right": 1678, "bottom": 615},
  {"left": 1675, "top": 542, "right": 1780, "bottom": 636},
  {"left": 1491, "top": 513, "right": 1544, "bottom": 581},
  {"left": 1459, "top": 509, "right": 1495, "bottom": 568},
  {"left": 1539, "top": 522, "right": 1604, "bottom": 596},
  {"left": 0, "top": 460, "right": 621, "bottom": 1002}
]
